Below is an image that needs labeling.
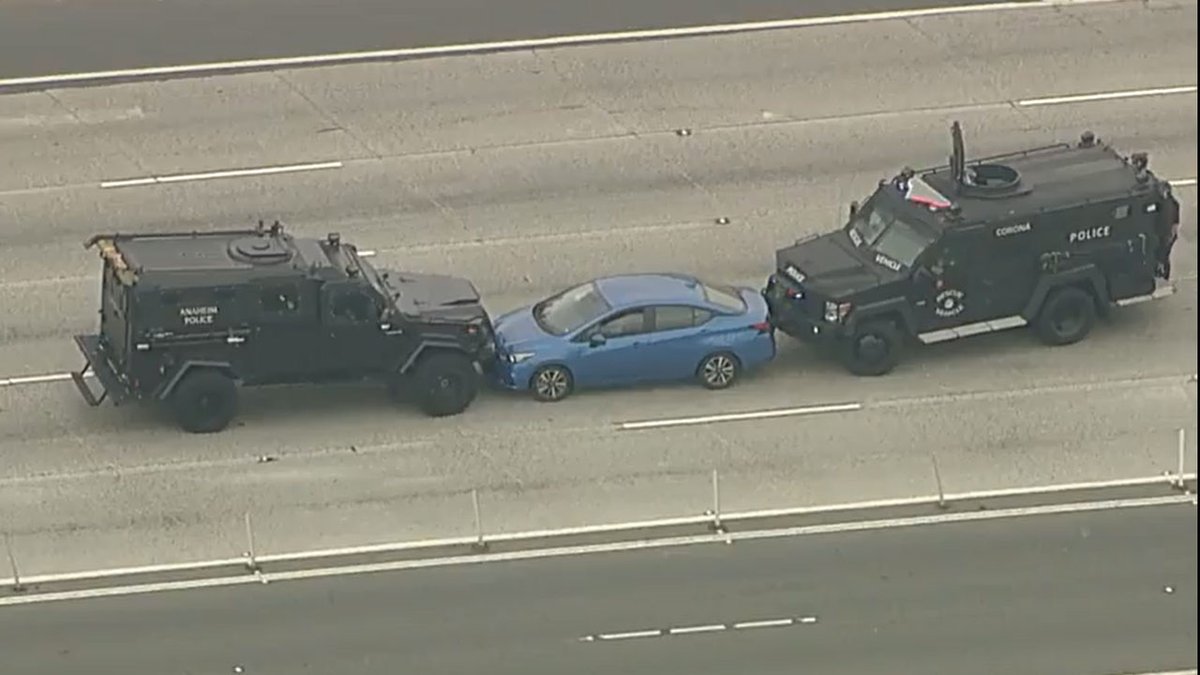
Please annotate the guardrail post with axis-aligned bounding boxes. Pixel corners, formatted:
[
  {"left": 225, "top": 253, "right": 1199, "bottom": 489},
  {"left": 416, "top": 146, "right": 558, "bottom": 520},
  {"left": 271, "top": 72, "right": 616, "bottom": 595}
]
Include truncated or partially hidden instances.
[
  {"left": 243, "top": 512, "right": 260, "bottom": 573},
  {"left": 1172, "top": 428, "right": 1188, "bottom": 491},
  {"left": 471, "top": 489, "right": 487, "bottom": 552},
  {"left": 707, "top": 469, "right": 725, "bottom": 533},
  {"left": 4, "top": 533, "right": 24, "bottom": 593},
  {"left": 931, "top": 453, "right": 948, "bottom": 510}
]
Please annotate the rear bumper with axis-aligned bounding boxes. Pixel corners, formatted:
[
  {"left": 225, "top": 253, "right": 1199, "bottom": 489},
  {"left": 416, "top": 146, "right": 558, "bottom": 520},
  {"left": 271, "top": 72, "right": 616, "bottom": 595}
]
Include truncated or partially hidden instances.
[{"left": 71, "top": 334, "right": 134, "bottom": 406}]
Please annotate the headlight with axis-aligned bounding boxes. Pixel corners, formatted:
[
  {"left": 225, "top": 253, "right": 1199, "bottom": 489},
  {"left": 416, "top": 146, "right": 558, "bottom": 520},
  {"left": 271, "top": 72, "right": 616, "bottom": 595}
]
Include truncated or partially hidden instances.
[
  {"left": 507, "top": 352, "right": 535, "bottom": 364},
  {"left": 823, "top": 301, "right": 853, "bottom": 323}
]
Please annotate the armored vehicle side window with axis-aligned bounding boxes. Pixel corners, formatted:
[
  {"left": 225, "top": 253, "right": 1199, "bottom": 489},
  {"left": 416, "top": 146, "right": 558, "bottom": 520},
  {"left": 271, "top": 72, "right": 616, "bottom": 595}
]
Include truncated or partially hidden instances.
[
  {"left": 259, "top": 285, "right": 299, "bottom": 314},
  {"left": 1113, "top": 204, "right": 1130, "bottom": 220},
  {"left": 331, "top": 289, "right": 377, "bottom": 323}
]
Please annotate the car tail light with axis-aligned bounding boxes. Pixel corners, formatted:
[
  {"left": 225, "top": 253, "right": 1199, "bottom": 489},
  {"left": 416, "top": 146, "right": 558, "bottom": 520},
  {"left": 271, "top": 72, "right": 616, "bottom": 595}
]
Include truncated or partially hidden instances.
[
  {"left": 785, "top": 287, "right": 801, "bottom": 299},
  {"left": 750, "top": 321, "right": 772, "bottom": 334}
]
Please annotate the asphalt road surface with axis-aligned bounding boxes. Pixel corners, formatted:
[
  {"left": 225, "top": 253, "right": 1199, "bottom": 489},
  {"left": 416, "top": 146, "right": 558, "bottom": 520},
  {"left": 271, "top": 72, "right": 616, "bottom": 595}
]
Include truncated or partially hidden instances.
[
  {"left": 0, "top": 1, "right": 1196, "bottom": 575},
  {"left": 0, "top": 0, "right": 1005, "bottom": 80},
  {"left": 1, "top": 502, "right": 1195, "bottom": 675}
]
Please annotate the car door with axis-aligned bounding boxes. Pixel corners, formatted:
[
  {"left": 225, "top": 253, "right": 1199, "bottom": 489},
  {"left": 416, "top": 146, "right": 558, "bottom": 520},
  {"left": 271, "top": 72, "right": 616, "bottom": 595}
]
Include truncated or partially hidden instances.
[
  {"left": 570, "top": 307, "right": 649, "bottom": 387},
  {"left": 637, "top": 305, "right": 711, "bottom": 381}
]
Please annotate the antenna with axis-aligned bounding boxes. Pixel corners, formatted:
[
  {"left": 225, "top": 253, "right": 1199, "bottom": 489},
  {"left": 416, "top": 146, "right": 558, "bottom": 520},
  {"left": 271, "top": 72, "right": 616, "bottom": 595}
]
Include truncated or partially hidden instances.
[{"left": 950, "top": 121, "right": 966, "bottom": 189}]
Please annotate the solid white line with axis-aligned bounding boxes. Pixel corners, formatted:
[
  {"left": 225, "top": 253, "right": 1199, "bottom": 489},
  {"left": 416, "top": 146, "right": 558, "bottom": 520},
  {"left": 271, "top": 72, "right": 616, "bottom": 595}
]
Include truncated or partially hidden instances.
[
  {"left": 0, "top": 0, "right": 1124, "bottom": 89},
  {"left": 1172, "top": 178, "right": 1198, "bottom": 188},
  {"left": 733, "top": 618, "right": 796, "bottom": 629},
  {"left": 3, "top": 472, "right": 1193, "bottom": 589},
  {"left": 2, "top": 493, "right": 1189, "bottom": 607},
  {"left": 99, "top": 161, "right": 343, "bottom": 189},
  {"left": 598, "top": 629, "right": 662, "bottom": 640},
  {"left": 668, "top": 624, "right": 727, "bottom": 635},
  {"left": 1016, "top": 85, "right": 1198, "bottom": 107},
  {"left": 618, "top": 402, "right": 862, "bottom": 430}
]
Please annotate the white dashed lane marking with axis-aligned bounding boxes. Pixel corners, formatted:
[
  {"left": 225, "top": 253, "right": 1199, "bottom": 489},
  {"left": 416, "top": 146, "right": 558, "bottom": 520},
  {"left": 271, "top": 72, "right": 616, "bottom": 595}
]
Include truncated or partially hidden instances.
[{"left": 579, "top": 615, "right": 818, "bottom": 642}]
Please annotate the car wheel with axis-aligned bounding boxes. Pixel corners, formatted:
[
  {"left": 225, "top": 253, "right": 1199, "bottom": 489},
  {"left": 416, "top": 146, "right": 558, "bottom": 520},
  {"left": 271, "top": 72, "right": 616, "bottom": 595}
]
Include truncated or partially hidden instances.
[
  {"left": 531, "top": 365, "right": 573, "bottom": 402},
  {"left": 170, "top": 369, "right": 238, "bottom": 433},
  {"left": 412, "top": 352, "right": 480, "bottom": 417},
  {"left": 697, "top": 352, "right": 740, "bottom": 390},
  {"left": 1035, "top": 286, "right": 1096, "bottom": 346},
  {"left": 838, "top": 320, "right": 901, "bottom": 376}
]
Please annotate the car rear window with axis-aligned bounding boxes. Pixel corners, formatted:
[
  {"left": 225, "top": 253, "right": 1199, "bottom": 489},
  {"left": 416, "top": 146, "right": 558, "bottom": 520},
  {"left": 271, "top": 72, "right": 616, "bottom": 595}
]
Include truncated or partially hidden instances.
[{"left": 700, "top": 281, "right": 746, "bottom": 313}]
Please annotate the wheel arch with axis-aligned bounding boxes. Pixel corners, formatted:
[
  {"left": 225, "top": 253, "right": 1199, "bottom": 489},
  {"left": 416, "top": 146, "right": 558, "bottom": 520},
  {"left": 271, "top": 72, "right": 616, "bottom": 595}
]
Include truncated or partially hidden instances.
[{"left": 155, "top": 361, "right": 240, "bottom": 401}]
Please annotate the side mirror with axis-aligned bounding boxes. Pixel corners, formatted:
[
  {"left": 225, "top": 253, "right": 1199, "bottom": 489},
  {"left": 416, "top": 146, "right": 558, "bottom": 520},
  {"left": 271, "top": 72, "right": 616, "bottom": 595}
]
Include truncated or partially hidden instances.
[
  {"left": 848, "top": 201, "right": 859, "bottom": 218},
  {"left": 589, "top": 333, "right": 607, "bottom": 348}
]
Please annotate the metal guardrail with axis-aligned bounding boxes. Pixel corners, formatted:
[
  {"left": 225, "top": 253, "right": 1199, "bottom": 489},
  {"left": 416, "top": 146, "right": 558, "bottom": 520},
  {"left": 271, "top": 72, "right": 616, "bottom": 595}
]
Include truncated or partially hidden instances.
[{"left": 2, "top": 442, "right": 1194, "bottom": 599}]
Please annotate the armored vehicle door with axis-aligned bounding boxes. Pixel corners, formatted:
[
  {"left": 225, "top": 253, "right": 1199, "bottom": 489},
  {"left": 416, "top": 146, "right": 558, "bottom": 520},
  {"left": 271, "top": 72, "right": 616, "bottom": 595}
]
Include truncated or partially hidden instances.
[
  {"left": 968, "top": 220, "right": 1040, "bottom": 320},
  {"left": 909, "top": 232, "right": 991, "bottom": 332},
  {"left": 319, "top": 281, "right": 390, "bottom": 377},
  {"left": 250, "top": 279, "right": 323, "bottom": 382}
]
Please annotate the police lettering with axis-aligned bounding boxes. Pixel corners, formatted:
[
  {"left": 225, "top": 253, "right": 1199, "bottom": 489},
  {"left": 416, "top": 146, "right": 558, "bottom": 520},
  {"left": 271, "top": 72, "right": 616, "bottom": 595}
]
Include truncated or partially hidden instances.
[
  {"left": 874, "top": 253, "right": 902, "bottom": 272},
  {"left": 180, "top": 305, "right": 218, "bottom": 326},
  {"left": 1068, "top": 225, "right": 1111, "bottom": 244},
  {"left": 995, "top": 222, "right": 1031, "bottom": 238}
]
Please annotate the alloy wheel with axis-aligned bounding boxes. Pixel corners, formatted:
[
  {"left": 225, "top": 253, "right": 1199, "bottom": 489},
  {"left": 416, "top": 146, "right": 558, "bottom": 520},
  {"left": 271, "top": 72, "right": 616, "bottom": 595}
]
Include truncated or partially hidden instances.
[
  {"left": 534, "top": 367, "right": 570, "bottom": 401},
  {"left": 702, "top": 355, "right": 736, "bottom": 387}
]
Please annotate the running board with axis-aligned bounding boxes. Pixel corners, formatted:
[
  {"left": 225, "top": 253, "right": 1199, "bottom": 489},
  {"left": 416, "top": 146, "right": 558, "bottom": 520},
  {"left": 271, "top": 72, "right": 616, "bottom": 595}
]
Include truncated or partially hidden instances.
[
  {"left": 1115, "top": 281, "right": 1177, "bottom": 307},
  {"left": 70, "top": 363, "right": 107, "bottom": 407},
  {"left": 918, "top": 315, "right": 1028, "bottom": 345}
]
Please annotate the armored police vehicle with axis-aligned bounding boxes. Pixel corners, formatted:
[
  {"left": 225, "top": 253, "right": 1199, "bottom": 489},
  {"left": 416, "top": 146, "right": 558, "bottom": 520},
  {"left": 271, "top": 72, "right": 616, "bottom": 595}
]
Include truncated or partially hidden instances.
[
  {"left": 764, "top": 121, "right": 1181, "bottom": 376},
  {"left": 70, "top": 222, "right": 496, "bottom": 433}
]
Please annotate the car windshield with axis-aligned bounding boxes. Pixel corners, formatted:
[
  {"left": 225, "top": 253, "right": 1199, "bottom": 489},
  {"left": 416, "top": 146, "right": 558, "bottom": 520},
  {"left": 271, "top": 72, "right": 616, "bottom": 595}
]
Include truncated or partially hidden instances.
[
  {"left": 532, "top": 282, "right": 612, "bottom": 336},
  {"left": 699, "top": 280, "right": 746, "bottom": 313},
  {"left": 847, "top": 200, "right": 936, "bottom": 268}
]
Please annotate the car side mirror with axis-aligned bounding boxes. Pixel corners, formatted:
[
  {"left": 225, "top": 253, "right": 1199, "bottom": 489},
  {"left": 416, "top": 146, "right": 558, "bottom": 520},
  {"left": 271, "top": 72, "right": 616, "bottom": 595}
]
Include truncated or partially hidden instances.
[{"left": 589, "top": 333, "right": 607, "bottom": 348}]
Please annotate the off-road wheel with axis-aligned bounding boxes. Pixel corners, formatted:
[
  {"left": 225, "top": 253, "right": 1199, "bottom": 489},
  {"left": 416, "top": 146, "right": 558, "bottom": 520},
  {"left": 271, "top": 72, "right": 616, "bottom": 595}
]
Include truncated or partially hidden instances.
[
  {"left": 170, "top": 369, "right": 238, "bottom": 434},
  {"left": 412, "top": 352, "right": 479, "bottom": 417},
  {"left": 1035, "top": 286, "right": 1096, "bottom": 346},
  {"left": 697, "top": 352, "right": 740, "bottom": 390},
  {"left": 530, "top": 364, "right": 574, "bottom": 402},
  {"left": 838, "top": 320, "right": 901, "bottom": 376}
]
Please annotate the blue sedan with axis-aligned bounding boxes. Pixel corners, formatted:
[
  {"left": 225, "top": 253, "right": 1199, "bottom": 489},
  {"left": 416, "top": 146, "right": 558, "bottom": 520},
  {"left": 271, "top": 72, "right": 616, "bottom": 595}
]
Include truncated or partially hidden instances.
[{"left": 490, "top": 273, "right": 777, "bottom": 402}]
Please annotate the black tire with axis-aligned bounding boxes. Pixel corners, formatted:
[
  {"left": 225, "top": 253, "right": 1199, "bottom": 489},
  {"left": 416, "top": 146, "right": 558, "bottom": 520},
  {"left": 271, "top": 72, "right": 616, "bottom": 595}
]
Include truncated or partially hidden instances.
[
  {"left": 838, "top": 320, "right": 901, "bottom": 376},
  {"left": 170, "top": 369, "right": 238, "bottom": 434},
  {"left": 697, "top": 352, "right": 740, "bottom": 390},
  {"left": 1035, "top": 286, "right": 1096, "bottom": 346},
  {"left": 411, "top": 351, "right": 480, "bottom": 417},
  {"left": 530, "top": 364, "right": 574, "bottom": 402}
]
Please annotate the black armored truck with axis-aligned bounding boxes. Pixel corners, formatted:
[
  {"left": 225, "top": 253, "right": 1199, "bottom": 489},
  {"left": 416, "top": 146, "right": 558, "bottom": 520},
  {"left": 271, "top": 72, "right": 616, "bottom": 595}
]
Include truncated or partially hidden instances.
[
  {"left": 71, "top": 222, "right": 496, "bottom": 433},
  {"left": 764, "top": 121, "right": 1181, "bottom": 376}
]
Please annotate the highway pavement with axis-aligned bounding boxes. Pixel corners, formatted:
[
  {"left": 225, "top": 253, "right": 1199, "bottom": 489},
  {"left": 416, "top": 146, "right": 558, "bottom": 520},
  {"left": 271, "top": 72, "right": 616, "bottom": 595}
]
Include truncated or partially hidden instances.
[
  {"left": 0, "top": 501, "right": 1195, "bottom": 675},
  {"left": 2, "top": 0, "right": 1012, "bottom": 81},
  {"left": 0, "top": 1, "right": 1196, "bottom": 575}
]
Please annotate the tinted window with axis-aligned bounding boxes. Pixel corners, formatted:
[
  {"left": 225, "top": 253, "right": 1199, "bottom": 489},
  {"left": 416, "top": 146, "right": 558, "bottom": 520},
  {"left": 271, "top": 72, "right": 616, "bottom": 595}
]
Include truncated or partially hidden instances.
[
  {"left": 332, "top": 290, "right": 375, "bottom": 322},
  {"left": 533, "top": 282, "right": 613, "bottom": 336},
  {"left": 699, "top": 281, "right": 746, "bottom": 313},
  {"left": 599, "top": 309, "right": 646, "bottom": 337},
  {"left": 654, "top": 305, "right": 696, "bottom": 331}
]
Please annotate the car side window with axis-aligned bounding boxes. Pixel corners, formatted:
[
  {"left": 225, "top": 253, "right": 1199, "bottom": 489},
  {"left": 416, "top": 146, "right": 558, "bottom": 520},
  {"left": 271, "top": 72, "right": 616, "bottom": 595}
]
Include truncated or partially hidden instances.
[
  {"left": 653, "top": 305, "right": 699, "bottom": 331},
  {"left": 598, "top": 309, "right": 646, "bottom": 338}
]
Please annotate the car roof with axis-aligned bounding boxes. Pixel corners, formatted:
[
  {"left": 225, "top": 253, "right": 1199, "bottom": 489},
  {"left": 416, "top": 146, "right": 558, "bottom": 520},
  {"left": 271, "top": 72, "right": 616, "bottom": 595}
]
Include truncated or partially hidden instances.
[{"left": 592, "top": 273, "right": 709, "bottom": 307}]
